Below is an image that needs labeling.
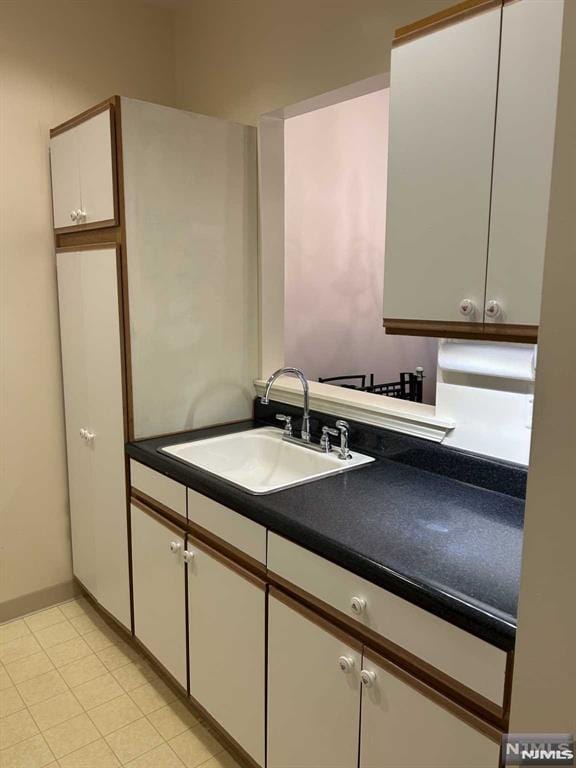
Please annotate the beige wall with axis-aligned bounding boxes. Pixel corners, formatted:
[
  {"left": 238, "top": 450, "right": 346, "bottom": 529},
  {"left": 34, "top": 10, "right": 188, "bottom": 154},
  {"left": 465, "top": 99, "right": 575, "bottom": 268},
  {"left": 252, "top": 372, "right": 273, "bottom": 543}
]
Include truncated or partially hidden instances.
[
  {"left": 284, "top": 90, "right": 437, "bottom": 401},
  {"left": 509, "top": 0, "right": 576, "bottom": 730},
  {"left": 0, "top": 0, "right": 177, "bottom": 613},
  {"left": 173, "top": 0, "right": 454, "bottom": 125}
]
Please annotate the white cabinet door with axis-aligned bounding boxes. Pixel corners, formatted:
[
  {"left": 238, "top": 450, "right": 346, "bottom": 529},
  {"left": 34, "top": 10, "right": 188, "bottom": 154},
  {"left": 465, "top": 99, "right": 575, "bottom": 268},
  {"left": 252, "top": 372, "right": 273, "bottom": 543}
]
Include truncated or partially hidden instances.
[
  {"left": 50, "top": 107, "right": 116, "bottom": 231},
  {"left": 187, "top": 539, "right": 265, "bottom": 766},
  {"left": 56, "top": 247, "right": 130, "bottom": 629},
  {"left": 359, "top": 654, "right": 500, "bottom": 768},
  {"left": 485, "top": 0, "right": 564, "bottom": 326},
  {"left": 77, "top": 108, "right": 116, "bottom": 227},
  {"left": 50, "top": 129, "right": 81, "bottom": 229},
  {"left": 57, "top": 250, "right": 96, "bottom": 595},
  {"left": 132, "top": 502, "right": 187, "bottom": 687},
  {"left": 267, "top": 592, "right": 361, "bottom": 768},
  {"left": 383, "top": 7, "right": 501, "bottom": 324}
]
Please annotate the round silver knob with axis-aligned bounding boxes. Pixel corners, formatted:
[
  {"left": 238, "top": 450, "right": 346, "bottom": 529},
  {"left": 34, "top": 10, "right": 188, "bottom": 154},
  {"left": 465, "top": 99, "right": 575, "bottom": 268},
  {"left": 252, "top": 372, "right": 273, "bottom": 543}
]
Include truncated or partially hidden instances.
[
  {"left": 338, "top": 655, "right": 355, "bottom": 673},
  {"left": 169, "top": 541, "right": 182, "bottom": 554},
  {"left": 84, "top": 431, "right": 95, "bottom": 443},
  {"left": 350, "top": 596, "right": 366, "bottom": 616},
  {"left": 79, "top": 428, "right": 87, "bottom": 440},
  {"left": 183, "top": 550, "right": 195, "bottom": 564},
  {"left": 485, "top": 300, "right": 502, "bottom": 319},
  {"left": 459, "top": 299, "right": 475, "bottom": 317},
  {"left": 70, "top": 210, "right": 78, "bottom": 222},
  {"left": 361, "top": 669, "right": 376, "bottom": 688},
  {"left": 77, "top": 209, "right": 86, "bottom": 221}
]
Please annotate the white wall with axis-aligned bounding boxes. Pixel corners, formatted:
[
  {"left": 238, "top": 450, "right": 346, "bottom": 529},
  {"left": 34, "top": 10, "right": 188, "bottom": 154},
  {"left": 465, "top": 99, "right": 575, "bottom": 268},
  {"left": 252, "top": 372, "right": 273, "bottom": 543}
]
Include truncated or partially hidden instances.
[
  {"left": 509, "top": 0, "right": 576, "bottom": 728},
  {"left": 0, "top": 0, "right": 177, "bottom": 617},
  {"left": 284, "top": 91, "right": 437, "bottom": 402}
]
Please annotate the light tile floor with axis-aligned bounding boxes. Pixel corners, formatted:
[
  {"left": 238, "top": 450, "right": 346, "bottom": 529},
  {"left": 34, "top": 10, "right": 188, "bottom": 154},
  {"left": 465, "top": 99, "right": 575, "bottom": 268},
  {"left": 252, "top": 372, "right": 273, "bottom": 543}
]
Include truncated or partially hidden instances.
[{"left": 0, "top": 599, "right": 243, "bottom": 768}]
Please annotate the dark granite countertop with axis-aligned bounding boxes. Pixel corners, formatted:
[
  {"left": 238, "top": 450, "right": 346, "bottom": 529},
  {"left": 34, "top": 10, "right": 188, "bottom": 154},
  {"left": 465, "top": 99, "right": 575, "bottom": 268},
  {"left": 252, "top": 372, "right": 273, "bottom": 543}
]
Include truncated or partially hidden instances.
[{"left": 126, "top": 407, "right": 525, "bottom": 651}]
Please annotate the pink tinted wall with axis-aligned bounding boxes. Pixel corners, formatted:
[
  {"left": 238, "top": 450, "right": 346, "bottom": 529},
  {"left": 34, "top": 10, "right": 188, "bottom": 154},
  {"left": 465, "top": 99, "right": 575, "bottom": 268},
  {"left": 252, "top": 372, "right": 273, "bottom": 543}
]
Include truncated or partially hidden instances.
[{"left": 284, "top": 89, "right": 437, "bottom": 403}]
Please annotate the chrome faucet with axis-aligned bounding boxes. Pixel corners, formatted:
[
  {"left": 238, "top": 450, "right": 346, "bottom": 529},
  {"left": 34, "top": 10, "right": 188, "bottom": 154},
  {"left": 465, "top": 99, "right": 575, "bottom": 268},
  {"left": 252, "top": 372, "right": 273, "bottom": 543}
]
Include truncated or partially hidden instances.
[{"left": 261, "top": 367, "right": 311, "bottom": 442}]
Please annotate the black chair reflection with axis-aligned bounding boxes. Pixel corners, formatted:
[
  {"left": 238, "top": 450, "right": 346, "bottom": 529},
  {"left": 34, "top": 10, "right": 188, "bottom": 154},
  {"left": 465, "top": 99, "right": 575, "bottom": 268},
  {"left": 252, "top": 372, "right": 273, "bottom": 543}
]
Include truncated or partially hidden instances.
[{"left": 318, "top": 368, "right": 424, "bottom": 403}]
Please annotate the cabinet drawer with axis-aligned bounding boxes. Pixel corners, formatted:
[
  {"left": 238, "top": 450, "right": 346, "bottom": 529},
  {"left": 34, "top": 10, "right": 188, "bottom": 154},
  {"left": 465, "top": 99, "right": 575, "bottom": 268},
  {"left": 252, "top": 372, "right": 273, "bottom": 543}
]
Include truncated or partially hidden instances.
[
  {"left": 268, "top": 533, "right": 506, "bottom": 706},
  {"left": 130, "top": 460, "right": 186, "bottom": 519},
  {"left": 187, "top": 489, "right": 266, "bottom": 565}
]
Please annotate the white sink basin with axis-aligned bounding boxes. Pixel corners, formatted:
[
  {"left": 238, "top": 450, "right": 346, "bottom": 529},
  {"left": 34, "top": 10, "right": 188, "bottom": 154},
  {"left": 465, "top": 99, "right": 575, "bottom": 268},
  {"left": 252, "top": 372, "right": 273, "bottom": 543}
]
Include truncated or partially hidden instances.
[{"left": 161, "top": 427, "right": 375, "bottom": 494}]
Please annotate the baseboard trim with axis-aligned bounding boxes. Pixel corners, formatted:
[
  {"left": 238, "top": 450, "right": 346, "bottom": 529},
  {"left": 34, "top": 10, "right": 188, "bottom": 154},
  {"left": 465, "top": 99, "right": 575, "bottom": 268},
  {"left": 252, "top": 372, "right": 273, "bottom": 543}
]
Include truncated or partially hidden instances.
[{"left": 0, "top": 580, "right": 79, "bottom": 624}]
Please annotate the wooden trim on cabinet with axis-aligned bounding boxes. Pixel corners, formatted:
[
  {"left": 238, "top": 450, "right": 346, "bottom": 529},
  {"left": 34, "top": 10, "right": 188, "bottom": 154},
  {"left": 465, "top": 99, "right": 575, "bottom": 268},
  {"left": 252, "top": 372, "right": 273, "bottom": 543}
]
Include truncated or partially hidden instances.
[
  {"left": 483, "top": 323, "right": 538, "bottom": 343},
  {"left": 55, "top": 226, "right": 121, "bottom": 248},
  {"left": 363, "top": 646, "right": 503, "bottom": 743},
  {"left": 393, "top": 0, "right": 502, "bottom": 45},
  {"left": 114, "top": 96, "right": 135, "bottom": 441},
  {"left": 186, "top": 518, "right": 267, "bottom": 581},
  {"left": 55, "top": 241, "right": 119, "bottom": 254},
  {"left": 268, "top": 571, "right": 507, "bottom": 730},
  {"left": 383, "top": 318, "right": 537, "bottom": 343},
  {"left": 50, "top": 97, "right": 117, "bottom": 137},
  {"left": 54, "top": 217, "right": 117, "bottom": 236},
  {"left": 502, "top": 649, "right": 515, "bottom": 721},
  {"left": 188, "top": 533, "right": 268, "bottom": 590},
  {"left": 130, "top": 493, "right": 188, "bottom": 536},
  {"left": 270, "top": 585, "right": 363, "bottom": 653},
  {"left": 383, "top": 318, "right": 485, "bottom": 339}
]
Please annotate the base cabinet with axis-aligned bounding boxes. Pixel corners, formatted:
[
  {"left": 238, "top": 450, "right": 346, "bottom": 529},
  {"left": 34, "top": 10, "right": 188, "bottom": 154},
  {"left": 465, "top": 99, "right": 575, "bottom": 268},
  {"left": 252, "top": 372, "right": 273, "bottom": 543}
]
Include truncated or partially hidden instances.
[
  {"left": 131, "top": 502, "right": 187, "bottom": 688},
  {"left": 359, "top": 655, "right": 500, "bottom": 768},
  {"left": 187, "top": 538, "right": 265, "bottom": 766},
  {"left": 268, "top": 591, "right": 499, "bottom": 768},
  {"left": 267, "top": 593, "right": 362, "bottom": 768}
]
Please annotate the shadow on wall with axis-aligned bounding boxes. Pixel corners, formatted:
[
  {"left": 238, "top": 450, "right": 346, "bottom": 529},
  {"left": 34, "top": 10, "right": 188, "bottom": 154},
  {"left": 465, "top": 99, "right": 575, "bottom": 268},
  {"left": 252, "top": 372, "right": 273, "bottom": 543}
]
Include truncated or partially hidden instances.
[{"left": 283, "top": 88, "right": 438, "bottom": 404}]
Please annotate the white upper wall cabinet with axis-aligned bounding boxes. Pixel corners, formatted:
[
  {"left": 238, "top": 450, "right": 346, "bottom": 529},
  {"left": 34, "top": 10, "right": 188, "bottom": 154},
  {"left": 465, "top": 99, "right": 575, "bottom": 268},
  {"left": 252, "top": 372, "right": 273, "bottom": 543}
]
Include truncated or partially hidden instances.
[
  {"left": 485, "top": 0, "right": 564, "bottom": 327},
  {"left": 383, "top": 5, "right": 501, "bottom": 325},
  {"left": 50, "top": 105, "right": 116, "bottom": 231},
  {"left": 383, "top": 0, "right": 564, "bottom": 341}
]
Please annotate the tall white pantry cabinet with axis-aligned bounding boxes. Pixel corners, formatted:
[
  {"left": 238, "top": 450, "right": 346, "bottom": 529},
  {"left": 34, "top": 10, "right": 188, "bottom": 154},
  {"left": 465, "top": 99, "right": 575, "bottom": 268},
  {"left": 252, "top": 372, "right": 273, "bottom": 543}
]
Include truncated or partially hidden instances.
[{"left": 51, "top": 98, "right": 258, "bottom": 626}]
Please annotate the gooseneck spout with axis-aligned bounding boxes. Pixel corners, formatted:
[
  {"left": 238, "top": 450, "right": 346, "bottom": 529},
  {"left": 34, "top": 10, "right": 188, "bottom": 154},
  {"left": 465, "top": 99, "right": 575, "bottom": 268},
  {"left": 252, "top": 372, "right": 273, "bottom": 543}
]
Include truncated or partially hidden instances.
[{"left": 261, "top": 367, "right": 311, "bottom": 442}]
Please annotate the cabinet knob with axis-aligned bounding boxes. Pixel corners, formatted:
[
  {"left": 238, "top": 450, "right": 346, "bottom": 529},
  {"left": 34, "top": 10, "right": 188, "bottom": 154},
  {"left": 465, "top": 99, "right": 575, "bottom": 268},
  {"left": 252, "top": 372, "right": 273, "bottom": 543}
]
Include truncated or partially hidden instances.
[
  {"left": 459, "top": 299, "right": 475, "bottom": 317},
  {"left": 361, "top": 669, "right": 376, "bottom": 688},
  {"left": 338, "top": 655, "right": 355, "bottom": 673},
  {"left": 77, "top": 209, "right": 86, "bottom": 221},
  {"left": 485, "top": 300, "right": 502, "bottom": 320},
  {"left": 169, "top": 541, "right": 182, "bottom": 554},
  {"left": 183, "top": 550, "right": 195, "bottom": 564},
  {"left": 79, "top": 428, "right": 87, "bottom": 440},
  {"left": 84, "top": 431, "right": 95, "bottom": 443},
  {"left": 350, "top": 596, "right": 366, "bottom": 616},
  {"left": 70, "top": 210, "right": 78, "bottom": 222}
]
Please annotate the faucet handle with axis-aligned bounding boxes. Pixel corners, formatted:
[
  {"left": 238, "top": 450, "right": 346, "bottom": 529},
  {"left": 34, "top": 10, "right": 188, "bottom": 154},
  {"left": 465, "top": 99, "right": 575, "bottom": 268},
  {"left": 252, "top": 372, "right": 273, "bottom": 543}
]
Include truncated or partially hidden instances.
[
  {"left": 276, "top": 414, "right": 293, "bottom": 437},
  {"left": 334, "top": 420, "right": 351, "bottom": 460},
  {"left": 320, "top": 425, "right": 338, "bottom": 452}
]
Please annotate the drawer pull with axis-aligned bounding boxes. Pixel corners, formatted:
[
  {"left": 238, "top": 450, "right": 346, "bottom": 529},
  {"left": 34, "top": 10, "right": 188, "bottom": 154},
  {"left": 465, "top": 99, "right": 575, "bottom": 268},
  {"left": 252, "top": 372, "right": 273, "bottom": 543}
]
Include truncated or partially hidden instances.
[
  {"left": 183, "top": 550, "right": 195, "bottom": 564},
  {"left": 361, "top": 669, "right": 376, "bottom": 688},
  {"left": 350, "top": 596, "right": 366, "bottom": 615},
  {"left": 169, "top": 541, "right": 182, "bottom": 554},
  {"left": 338, "top": 655, "right": 355, "bottom": 673}
]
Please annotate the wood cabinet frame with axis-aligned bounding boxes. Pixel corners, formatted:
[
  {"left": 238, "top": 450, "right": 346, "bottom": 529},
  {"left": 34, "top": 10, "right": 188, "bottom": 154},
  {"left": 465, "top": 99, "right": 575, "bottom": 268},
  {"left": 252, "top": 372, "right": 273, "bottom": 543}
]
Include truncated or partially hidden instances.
[
  {"left": 268, "top": 570, "right": 511, "bottom": 734},
  {"left": 50, "top": 98, "right": 120, "bottom": 235},
  {"left": 383, "top": 318, "right": 538, "bottom": 344}
]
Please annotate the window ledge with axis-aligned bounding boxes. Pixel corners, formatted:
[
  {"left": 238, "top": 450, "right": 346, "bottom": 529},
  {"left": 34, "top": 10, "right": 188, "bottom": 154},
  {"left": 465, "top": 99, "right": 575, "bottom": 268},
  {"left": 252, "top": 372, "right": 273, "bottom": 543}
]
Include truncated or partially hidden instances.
[{"left": 254, "top": 379, "right": 455, "bottom": 443}]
